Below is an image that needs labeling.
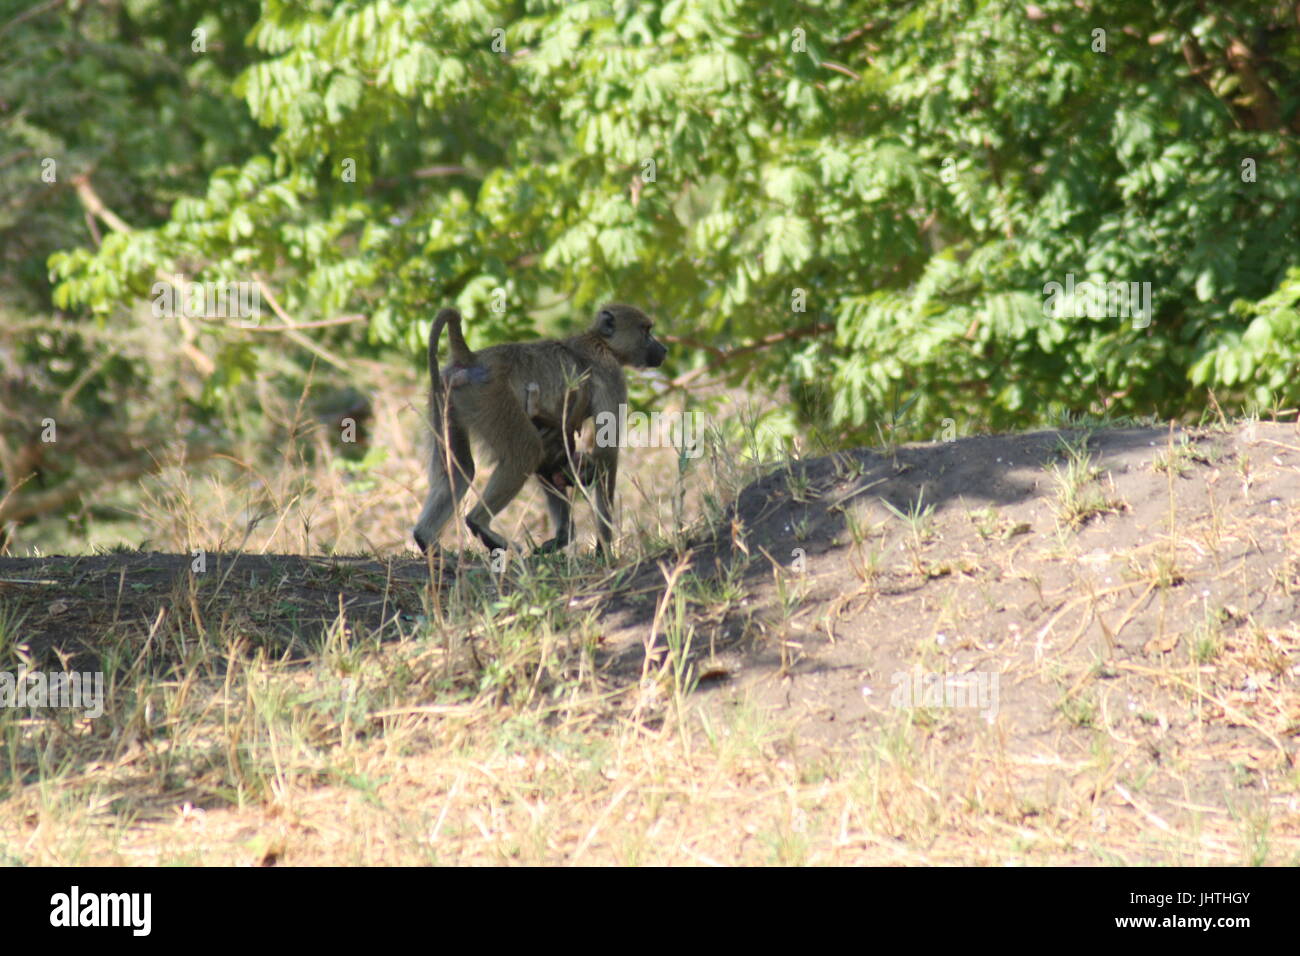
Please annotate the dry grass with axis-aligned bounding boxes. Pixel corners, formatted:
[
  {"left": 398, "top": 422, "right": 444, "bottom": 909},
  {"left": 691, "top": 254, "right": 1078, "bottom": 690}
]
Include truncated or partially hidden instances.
[{"left": 2, "top": 387, "right": 1299, "bottom": 866}]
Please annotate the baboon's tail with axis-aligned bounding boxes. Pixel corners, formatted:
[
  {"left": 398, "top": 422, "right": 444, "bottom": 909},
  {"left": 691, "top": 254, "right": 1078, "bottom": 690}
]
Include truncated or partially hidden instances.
[
  {"left": 445, "top": 310, "right": 474, "bottom": 367},
  {"left": 428, "top": 307, "right": 477, "bottom": 392}
]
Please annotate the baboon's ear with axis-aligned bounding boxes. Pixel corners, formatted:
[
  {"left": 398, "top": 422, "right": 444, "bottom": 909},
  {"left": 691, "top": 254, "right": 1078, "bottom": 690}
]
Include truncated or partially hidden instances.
[{"left": 598, "top": 309, "right": 616, "bottom": 337}]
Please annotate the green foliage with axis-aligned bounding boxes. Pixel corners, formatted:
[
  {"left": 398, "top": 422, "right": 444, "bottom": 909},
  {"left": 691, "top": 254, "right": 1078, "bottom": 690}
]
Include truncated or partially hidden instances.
[
  {"left": 14, "top": 0, "right": 1300, "bottom": 442},
  {"left": 1, "top": 0, "right": 270, "bottom": 437},
  {"left": 2, "top": 0, "right": 266, "bottom": 308}
]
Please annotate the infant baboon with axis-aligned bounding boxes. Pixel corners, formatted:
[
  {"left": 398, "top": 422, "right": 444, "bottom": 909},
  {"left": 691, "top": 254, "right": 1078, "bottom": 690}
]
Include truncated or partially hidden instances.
[
  {"left": 526, "top": 381, "right": 596, "bottom": 495},
  {"left": 524, "top": 381, "right": 598, "bottom": 551},
  {"left": 413, "top": 304, "right": 667, "bottom": 556}
]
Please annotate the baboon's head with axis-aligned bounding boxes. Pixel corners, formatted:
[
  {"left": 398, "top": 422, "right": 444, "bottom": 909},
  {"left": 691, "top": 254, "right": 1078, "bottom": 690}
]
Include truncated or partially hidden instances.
[{"left": 593, "top": 303, "right": 668, "bottom": 368}]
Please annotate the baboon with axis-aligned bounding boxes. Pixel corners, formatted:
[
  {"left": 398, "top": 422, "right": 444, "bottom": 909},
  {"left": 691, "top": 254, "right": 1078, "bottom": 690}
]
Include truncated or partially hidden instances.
[
  {"left": 443, "top": 351, "right": 599, "bottom": 498},
  {"left": 442, "top": 363, "right": 593, "bottom": 525},
  {"left": 413, "top": 304, "right": 667, "bottom": 556}
]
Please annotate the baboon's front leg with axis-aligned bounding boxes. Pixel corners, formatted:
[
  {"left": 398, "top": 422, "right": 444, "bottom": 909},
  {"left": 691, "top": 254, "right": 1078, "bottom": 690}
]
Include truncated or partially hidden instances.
[
  {"left": 591, "top": 447, "right": 618, "bottom": 555},
  {"left": 535, "top": 480, "right": 574, "bottom": 554}
]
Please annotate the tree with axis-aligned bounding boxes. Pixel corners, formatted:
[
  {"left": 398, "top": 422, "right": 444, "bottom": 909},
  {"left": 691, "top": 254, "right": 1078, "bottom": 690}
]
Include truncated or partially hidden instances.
[{"left": 33, "top": 0, "right": 1300, "bottom": 449}]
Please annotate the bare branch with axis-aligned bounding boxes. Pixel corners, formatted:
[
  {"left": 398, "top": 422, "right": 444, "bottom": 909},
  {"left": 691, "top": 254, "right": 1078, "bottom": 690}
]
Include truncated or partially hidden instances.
[{"left": 665, "top": 322, "right": 833, "bottom": 392}]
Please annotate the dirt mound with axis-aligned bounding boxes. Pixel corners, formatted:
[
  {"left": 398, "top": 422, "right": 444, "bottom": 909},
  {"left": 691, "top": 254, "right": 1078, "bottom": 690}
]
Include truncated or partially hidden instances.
[
  {"left": 2, "top": 421, "right": 1297, "bottom": 863},
  {"left": 595, "top": 421, "right": 1300, "bottom": 846}
]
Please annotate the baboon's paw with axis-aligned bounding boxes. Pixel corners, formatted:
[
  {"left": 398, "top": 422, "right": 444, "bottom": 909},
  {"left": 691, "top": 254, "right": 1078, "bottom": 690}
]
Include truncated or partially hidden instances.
[{"left": 465, "top": 518, "right": 509, "bottom": 554}]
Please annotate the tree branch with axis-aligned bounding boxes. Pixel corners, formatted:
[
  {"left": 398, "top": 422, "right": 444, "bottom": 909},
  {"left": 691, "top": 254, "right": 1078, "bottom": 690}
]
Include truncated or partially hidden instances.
[
  {"left": 371, "top": 165, "right": 480, "bottom": 189},
  {"left": 249, "top": 276, "right": 352, "bottom": 372},
  {"left": 665, "top": 322, "right": 833, "bottom": 392},
  {"left": 0, "top": 443, "right": 224, "bottom": 525},
  {"left": 0, "top": 0, "right": 65, "bottom": 40}
]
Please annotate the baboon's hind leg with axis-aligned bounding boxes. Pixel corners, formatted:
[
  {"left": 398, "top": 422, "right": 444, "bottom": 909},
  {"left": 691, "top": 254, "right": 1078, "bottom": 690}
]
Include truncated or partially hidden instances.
[
  {"left": 464, "top": 414, "right": 544, "bottom": 553},
  {"left": 413, "top": 423, "right": 474, "bottom": 553}
]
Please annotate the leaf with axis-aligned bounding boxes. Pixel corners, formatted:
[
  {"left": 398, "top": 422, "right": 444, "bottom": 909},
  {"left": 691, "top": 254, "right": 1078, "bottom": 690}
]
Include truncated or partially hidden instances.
[{"left": 763, "top": 216, "right": 813, "bottom": 273}]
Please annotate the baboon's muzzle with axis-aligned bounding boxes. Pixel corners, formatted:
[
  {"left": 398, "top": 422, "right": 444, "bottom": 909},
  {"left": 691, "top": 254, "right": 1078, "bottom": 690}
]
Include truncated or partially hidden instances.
[{"left": 645, "top": 339, "right": 668, "bottom": 368}]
